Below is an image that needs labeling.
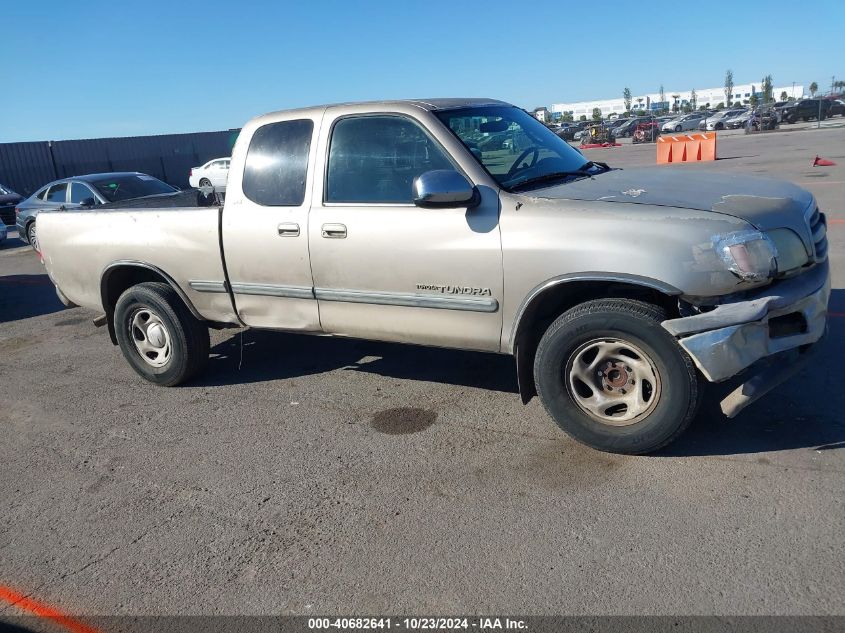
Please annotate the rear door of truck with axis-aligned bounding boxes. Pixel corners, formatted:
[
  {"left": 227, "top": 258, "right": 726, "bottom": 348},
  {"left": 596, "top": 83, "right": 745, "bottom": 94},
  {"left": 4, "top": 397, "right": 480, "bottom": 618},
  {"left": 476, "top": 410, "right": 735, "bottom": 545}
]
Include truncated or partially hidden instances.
[{"left": 220, "top": 110, "right": 324, "bottom": 330}]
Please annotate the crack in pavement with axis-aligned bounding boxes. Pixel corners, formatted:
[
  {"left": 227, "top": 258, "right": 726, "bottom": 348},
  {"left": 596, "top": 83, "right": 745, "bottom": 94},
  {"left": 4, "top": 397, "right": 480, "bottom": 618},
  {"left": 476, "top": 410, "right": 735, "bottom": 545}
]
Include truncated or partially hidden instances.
[{"left": 0, "top": 509, "right": 184, "bottom": 614}]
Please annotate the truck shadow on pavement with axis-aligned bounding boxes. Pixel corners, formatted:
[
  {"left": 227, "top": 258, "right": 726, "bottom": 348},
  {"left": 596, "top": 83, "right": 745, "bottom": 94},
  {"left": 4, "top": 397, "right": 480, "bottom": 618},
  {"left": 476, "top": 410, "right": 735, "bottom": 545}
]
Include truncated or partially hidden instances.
[
  {"left": 0, "top": 274, "right": 65, "bottom": 323},
  {"left": 200, "top": 329, "right": 520, "bottom": 394},
  {"left": 198, "top": 290, "right": 844, "bottom": 457}
]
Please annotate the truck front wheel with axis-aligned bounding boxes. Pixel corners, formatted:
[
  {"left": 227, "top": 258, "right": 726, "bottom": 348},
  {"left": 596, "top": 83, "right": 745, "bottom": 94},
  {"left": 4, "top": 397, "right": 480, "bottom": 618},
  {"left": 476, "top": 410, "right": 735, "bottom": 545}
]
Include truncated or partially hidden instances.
[
  {"left": 114, "top": 282, "right": 210, "bottom": 386},
  {"left": 534, "top": 299, "right": 700, "bottom": 454}
]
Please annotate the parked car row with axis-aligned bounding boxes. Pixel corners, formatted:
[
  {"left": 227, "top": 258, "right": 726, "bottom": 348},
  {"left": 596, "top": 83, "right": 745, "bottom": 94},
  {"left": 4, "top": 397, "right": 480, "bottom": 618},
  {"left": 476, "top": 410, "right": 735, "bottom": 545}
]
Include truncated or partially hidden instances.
[
  {"left": 697, "top": 108, "right": 746, "bottom": 130},
  {"left": 779, "top": 98, "right": 834, "bottom": 123},
  {"left": 0, "top": 183, "right": 23, "bottom": 226},
  {"left": 14, "top": 173, "right": 179, "bottom": 251},
  {"left": 548, "top": 96, "right": 845, "bottom": 145},
  {"left": 6, "top": 154, "right": 231, "bottom": 245}
]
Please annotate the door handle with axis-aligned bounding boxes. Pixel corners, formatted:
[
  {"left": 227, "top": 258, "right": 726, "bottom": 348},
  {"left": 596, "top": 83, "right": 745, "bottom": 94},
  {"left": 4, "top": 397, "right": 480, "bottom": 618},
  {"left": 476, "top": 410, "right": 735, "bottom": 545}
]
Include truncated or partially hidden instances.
[
  {"left": 277, "top": 222, "right": 300, "bottom": 237},
  {"left": 321, "top": 223, "right": 347, "bottom": 239}
]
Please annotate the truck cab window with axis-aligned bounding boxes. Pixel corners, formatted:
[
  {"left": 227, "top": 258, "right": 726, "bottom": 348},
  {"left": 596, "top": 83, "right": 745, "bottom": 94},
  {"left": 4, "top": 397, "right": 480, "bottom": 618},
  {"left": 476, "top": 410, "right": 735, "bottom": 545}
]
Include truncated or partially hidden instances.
[
  {"left": 326, "top": 115, "right": 454, "bottom": 204},
  {"left": 435, "top": 106, "right": 587, "bottom": 190},
  {"left": 242, "top": 119, "right": 313, "bottom": 206}
]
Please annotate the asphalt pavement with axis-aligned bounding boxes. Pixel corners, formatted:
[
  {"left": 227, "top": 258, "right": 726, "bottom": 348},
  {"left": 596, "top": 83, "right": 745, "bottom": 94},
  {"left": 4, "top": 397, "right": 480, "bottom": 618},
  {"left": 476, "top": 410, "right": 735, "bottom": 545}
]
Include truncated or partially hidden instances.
[{"left": 1, "top": 125, "right": 843, "bottom": 620}]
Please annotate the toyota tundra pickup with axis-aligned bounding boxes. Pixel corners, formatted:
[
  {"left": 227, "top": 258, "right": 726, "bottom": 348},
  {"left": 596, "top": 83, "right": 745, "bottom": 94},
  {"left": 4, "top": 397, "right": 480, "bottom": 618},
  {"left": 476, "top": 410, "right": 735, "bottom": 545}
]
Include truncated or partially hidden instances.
[{"left": 36, "top": 99, "right": 829, "bottom": 454}]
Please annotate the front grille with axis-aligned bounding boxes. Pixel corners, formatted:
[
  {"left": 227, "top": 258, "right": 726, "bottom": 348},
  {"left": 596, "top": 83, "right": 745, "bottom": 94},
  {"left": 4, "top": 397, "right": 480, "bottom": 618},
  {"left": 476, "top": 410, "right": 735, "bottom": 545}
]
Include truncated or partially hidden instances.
[{"left": 807, "top": 206, "right": 828, "bottom": 262}]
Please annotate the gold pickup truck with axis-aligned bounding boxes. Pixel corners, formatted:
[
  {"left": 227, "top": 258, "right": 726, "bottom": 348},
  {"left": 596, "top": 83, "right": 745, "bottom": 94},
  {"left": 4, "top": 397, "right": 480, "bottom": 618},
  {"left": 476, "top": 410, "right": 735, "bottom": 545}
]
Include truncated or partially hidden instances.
[{"left": 37, "top": 99, "right": 829, "bottom": 454}]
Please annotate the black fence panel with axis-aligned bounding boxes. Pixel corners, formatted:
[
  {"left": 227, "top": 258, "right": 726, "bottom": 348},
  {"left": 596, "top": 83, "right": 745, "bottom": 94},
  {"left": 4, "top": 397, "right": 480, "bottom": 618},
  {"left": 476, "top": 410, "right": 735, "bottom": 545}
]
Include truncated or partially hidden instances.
[
  {"left": 51, "top": 138, "right": 114, "bottom": 180},
  {"left": 0, "top": 130, "right": 239, "bottom": 197},
  {"left": 0, "top": 142, "right": 57, "bottom": 197}
]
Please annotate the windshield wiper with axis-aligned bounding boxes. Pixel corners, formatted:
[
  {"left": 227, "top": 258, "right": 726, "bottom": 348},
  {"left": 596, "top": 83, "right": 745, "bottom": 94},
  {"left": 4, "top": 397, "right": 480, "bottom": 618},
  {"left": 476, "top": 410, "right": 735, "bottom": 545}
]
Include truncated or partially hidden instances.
[{"left": 510, "top": 161, "right": 611, "bottom": 192}]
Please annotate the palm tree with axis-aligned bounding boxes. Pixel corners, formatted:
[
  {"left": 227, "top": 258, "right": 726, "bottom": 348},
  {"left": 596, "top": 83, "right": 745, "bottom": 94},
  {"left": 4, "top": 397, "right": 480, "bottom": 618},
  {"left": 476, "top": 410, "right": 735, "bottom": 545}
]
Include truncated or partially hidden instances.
[{"left": 809, "top": 82, "right": 818, "bottom": 97}]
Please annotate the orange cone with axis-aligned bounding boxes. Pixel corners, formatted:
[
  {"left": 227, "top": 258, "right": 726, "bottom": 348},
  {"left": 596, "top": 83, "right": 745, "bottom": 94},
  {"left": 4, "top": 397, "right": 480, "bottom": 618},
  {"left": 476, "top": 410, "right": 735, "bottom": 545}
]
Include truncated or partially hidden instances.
[{"left": 813, "top": 156, "right": 837, "bottom": 166}]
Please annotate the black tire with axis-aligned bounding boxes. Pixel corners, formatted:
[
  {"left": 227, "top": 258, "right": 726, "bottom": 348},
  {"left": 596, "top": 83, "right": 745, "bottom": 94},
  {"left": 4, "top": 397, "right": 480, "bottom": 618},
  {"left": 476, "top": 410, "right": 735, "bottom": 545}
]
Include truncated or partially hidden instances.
[
  {"left": 534, "top": 299, "right": 700, "bottom": 455},
  {"left": 26, "top": 222, "right": 38, "bottom": 251},
  {"left": 199, "top": 178, "right": 212, "bottom": 187},
  {"left": 114, "top": 282, "right": 209, "bottom": 386}
]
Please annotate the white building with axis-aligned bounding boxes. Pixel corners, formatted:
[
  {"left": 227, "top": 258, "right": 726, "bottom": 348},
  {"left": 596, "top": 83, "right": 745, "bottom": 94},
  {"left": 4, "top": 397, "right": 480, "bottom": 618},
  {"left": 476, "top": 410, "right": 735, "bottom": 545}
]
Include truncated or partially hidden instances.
[{"left": 551, "top": 83, "right": 805, "bottom": 119}]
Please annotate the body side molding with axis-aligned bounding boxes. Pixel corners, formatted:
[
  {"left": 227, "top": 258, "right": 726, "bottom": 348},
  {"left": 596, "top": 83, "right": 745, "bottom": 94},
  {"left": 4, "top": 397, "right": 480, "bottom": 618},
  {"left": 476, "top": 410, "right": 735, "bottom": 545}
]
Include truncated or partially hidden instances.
[
  {"left": 190, "top": 282, "right": 499, "bottom": 312},
  {"left": 315, "top": 287, "right": 499, "bottom": 312}
]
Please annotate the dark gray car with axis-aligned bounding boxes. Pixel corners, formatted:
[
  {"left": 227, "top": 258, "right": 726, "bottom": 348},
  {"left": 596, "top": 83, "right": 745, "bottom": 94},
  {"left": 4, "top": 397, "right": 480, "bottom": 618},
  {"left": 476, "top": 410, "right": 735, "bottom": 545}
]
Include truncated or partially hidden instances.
[
  {"left": 16, "top": 172, "right": 177, "bottom": 250},
  {"left": 0, "top": 183, "right": 23, "bottom": 226}
]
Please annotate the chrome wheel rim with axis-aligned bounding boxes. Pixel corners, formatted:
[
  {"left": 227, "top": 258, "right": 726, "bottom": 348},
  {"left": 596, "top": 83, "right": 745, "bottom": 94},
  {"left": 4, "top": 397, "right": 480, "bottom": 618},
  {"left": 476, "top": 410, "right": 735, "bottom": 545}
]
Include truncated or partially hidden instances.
[
  {"left": 565, "top": 337, "right": 662, "bottom": 426},
  {"left": 28, "top": 225, "right": 38, "bottom": 251},
  {"left": 130, "top": 309, "right": 172, "bottom": 368}
]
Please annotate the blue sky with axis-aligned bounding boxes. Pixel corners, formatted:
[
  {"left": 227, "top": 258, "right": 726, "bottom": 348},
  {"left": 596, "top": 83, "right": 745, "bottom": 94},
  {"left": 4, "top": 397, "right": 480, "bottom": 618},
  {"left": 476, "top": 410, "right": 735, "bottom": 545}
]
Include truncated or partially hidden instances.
[{"left": 3, "top": 0, "right": 843, "bottom": 141}]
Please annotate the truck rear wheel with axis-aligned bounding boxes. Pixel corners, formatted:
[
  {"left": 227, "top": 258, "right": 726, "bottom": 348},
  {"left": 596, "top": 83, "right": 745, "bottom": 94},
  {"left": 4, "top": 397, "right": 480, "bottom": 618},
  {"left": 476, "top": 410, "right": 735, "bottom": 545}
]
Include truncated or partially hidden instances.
[
  {"left": 114, "top": 282, "right": 209, "bottom": 386},
  {"left": 534, "top": 299, "right": 700, "bottom": 454}
]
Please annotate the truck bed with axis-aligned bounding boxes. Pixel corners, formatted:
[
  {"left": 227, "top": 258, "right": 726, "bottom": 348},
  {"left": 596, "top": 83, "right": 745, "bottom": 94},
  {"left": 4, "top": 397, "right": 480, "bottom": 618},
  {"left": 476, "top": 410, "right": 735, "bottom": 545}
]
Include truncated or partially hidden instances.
[
  {"left": 97, "top": 188, "right": 222, "bottom": 210},
  {"left": 37, "top": 199, "right": 237, "bottom": 325}
]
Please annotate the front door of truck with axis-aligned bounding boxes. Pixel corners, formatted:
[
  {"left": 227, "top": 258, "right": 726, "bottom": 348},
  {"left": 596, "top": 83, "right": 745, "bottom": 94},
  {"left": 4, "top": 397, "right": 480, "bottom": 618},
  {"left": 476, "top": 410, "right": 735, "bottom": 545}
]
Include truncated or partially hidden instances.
[
  {"left": 220, "top": 114, "right": 322, "bottom": 330},
  {"left": 308, "top": 111, "right": 503, "bottom": 352}
]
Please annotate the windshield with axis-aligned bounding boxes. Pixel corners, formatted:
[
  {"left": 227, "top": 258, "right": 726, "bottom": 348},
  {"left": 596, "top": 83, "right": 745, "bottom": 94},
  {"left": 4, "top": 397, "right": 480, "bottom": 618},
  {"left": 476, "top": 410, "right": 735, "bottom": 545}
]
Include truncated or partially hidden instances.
[
  {"left": 89, "top": 174, "right": 177, "bottom": 202},
  {"left": 435, "top": 106, "right": 590, "bottom": 190}
]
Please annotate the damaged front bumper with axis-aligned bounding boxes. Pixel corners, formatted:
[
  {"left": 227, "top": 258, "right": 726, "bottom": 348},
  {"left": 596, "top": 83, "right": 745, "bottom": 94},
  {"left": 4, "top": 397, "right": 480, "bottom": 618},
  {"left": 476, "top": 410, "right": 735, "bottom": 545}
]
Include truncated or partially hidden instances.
[{"left": 662, "top": 261, "right": 830, "bottom": 416}]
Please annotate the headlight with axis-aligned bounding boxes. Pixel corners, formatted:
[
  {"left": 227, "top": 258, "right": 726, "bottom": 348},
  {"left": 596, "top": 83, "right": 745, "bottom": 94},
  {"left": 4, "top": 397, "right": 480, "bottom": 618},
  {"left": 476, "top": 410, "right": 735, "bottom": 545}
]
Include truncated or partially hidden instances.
[
  {"left": 713, "top": 230, "right": 777, "bottom": 281},
  {"left": 767, "top": 227, "right": 809, "bottom": 272}
]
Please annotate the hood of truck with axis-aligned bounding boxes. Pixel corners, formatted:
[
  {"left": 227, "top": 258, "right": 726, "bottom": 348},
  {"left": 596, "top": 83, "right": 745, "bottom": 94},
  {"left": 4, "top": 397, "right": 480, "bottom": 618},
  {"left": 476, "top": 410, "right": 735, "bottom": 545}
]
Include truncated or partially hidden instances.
[{"left": 533, "top": 167, "right": 815, "bottom": 248}]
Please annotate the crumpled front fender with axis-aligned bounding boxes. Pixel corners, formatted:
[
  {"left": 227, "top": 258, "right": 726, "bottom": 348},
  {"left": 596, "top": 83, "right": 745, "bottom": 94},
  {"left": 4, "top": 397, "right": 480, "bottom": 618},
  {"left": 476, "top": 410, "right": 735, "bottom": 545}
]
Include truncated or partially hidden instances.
[{"left": 662, "top": 261, "right": 830, "bottom": 383}]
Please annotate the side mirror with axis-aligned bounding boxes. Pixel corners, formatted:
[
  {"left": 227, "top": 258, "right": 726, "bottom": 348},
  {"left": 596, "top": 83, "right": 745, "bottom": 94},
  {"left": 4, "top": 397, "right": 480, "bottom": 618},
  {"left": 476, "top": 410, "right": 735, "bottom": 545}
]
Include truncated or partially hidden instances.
[{"left": 413, "top": 170, "right": 479, "bottom": 209}]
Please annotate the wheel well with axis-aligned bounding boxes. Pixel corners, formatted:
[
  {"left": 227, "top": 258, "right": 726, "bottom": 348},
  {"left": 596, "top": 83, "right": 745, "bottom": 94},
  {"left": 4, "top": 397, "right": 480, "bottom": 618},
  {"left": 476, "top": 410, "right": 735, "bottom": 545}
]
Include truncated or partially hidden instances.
[
  {"left": 513, "top": 280, "right": 678, "bottom": 404},
  {"left": 100, "top": 264, "right": 201, "bottom": 345}
]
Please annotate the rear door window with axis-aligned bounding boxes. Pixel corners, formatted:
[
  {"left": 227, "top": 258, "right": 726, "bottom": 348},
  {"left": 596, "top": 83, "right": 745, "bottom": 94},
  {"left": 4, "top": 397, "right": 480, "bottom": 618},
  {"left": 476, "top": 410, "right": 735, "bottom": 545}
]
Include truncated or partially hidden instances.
[
  {"left": 242, "top": 119, "right": 313, "bottom": 206},
  {"left": 45, "top": 183, "right": 68, "bottom": 203}
]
